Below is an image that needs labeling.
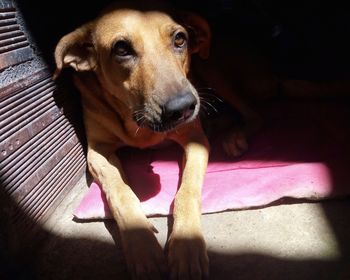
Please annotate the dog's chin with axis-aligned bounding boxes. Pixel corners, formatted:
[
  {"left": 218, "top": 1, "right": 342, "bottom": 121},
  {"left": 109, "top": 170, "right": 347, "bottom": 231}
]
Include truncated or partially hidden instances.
[
  {"left": 147, "top": 123, "right": 177, "bottom": 133},
  {"left": 136, "top": 115, "right": 198, "bottom": 133},
  {"left": 145, "top": 120, "right": 187, "bottom": 133}
]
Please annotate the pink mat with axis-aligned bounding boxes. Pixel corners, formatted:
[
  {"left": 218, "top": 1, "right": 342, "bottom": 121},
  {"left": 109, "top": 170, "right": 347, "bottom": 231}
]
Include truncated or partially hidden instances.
[{"left": 74, "top": 101, "right": 350, "bottom": 219}]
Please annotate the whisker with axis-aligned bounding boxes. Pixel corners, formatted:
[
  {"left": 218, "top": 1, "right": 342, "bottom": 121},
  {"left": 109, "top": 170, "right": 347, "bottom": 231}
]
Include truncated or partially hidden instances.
[
  {"left": 197, "top": 86, "right": 223, "bottom": 105},
  {"left": 133, "top": 108, "right": 146, "bottom": 119},
  {"left": 198, "top": 92, "right": 223, "bottom": 103},
  {"left": 134, "top": 110, "right": 144, "bottom": 116},
  {"left": 135, "top": 115, "right": 145, "bottom": 123},
  {"left": 134, "top": 118, "right": 146, "bottom": 135},
  {"left": 201, "top": 99, "right": 218, "bottom": 113},
  {"left": 199, "top": 101, "right": 211, "bottom": 115},
  {"left": 134, "top": 126, "right": 141, "bottom": 136}
]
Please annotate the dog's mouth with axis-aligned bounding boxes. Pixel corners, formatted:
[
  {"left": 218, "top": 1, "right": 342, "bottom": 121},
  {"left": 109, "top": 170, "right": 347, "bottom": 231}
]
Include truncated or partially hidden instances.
[
  {"left": 134, "top": 118, "right": 185, "bottom": 133},
  {"left": 133, "top": 92, "right": 200, "bottom": 133}
]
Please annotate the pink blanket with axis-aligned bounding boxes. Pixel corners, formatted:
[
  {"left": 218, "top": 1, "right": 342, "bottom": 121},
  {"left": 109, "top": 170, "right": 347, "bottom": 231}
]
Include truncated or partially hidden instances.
[{"left": 73, "top": 101, "right": 350, "bottom": 219}]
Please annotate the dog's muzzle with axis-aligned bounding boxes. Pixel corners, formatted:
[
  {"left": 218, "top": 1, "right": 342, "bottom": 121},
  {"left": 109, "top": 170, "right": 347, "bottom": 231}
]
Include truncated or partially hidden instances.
[{"left": 134, "top": 91, "right": 199, "bottom": 132}]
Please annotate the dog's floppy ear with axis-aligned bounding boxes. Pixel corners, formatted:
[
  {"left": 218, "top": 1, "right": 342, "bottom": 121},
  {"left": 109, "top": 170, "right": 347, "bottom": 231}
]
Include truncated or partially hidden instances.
[
  {"left": 54, "top": 22, "right": 96, "bottom": 79},
  {"left": 182, "top": 13, "right": 211, "bottom": 59}
]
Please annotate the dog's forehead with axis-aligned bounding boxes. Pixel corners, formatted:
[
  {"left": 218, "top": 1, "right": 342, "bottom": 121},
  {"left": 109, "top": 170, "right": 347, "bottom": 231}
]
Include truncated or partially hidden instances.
[{"left": 94, "top": 9, "right": 180, "bottom": 45}]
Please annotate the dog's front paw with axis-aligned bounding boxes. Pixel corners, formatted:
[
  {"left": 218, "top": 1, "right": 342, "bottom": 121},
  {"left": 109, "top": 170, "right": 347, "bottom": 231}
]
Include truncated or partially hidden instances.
[
  {"left": 222, "top": 128, "right": 248, "bottom": 157},
  {"left": 168, "top": 231, "right": 209, "bottom": 280},
  {"left": 122, "top": 227, "right": 167, "bottom": 279}
]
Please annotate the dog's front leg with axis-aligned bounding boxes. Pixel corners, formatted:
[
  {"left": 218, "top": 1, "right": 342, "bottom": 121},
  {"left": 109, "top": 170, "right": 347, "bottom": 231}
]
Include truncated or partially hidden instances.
[
  {"left": 87, "top": 145, "right": 167, "bottom": 279},
  {"left": 168, "top": 124, "right": 210, "bottom": 280}
]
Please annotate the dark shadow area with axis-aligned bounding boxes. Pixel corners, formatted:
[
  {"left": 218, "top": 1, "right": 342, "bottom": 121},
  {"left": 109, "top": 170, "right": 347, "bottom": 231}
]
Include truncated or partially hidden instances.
[
  {"left": 1, "top": 185, "right": 34, "bottom": 280},
  {"left": 16, "top": 0, "right": 350, "bottom": 81},
  {"left": 15, "top": 0, "right": 116, "bottom": 70},
  {"left": 117, "top": 147, "right": 162, "bottom": 201},
  {"left": 208, "top": 252, "right": 349, "bottom": 280},
  {"left": 0, "top": 181, "right": 129, "bottom": 280},
  {"left": 52, "top": 70, "right": 87, "bottom": 155},
  {"left": 321, "top": 200, "right": 350, "bottom": 279}
]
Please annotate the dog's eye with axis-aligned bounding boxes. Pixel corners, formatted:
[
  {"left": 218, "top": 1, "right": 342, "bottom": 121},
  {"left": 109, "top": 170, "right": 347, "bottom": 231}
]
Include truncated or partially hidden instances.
[
  {"left": 112, "top": 40, "right": 133, "bottom": 57},
  {"left": 173, "top": 32, "right": 187, "bottom": 49}
]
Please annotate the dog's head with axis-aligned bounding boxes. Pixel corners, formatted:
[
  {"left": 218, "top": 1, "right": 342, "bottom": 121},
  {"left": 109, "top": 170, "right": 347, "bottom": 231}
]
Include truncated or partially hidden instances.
[{"left": 54, "top": 3, "right": 211, "bottom": 132}]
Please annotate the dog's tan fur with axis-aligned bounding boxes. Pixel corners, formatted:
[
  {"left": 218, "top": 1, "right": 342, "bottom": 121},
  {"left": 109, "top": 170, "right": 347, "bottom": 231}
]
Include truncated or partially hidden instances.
[
  {"left": 54, "top": 3, "right": 215, "bottom": 279},
  {"left": 53, "top": 1, "right": 350, "bottom": 278},
  {"left": 54, "top": 1, "right": 277, "bottom": 278}
]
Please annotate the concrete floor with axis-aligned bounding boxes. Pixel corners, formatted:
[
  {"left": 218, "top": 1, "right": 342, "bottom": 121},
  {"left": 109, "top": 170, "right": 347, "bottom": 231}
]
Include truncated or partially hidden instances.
[{"left": 34, "top": 175, "right": 350, "bottom": 280}]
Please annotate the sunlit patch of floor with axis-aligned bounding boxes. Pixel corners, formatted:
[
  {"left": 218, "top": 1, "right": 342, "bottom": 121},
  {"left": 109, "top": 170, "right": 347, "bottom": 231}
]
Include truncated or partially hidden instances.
[
  {"left": 203, "top": 203, "right": 341, "bottom": 260},
  {"left": 37, "top": 174, "right": 350, "bottom": 279}
]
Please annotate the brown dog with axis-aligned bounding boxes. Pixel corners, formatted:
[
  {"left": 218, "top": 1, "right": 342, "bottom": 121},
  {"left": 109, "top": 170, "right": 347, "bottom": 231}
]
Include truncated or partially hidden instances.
[
  {"left": 53, "top": 1, "right": 350, "bottom": 278},
  {"left": 54, "top": 2, "right": 265, "bottom": 279},
  {"left": 55, "top": 2, "right": 212, "bottom": 279}
]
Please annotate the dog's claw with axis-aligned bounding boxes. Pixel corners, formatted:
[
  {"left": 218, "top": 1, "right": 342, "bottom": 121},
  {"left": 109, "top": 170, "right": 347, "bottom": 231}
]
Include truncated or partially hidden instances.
[{"left": 168, "top": 233, "right": 209, "bottom": 280}]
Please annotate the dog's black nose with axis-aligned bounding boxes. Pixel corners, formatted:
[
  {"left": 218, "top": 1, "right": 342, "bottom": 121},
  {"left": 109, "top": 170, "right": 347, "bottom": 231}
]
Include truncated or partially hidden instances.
[{"left": 163, "top": 92, "right": 197, "bottom": 124}]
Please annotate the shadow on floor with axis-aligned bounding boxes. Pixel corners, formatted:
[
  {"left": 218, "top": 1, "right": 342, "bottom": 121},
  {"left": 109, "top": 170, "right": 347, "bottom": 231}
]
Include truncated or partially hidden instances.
[
  {"left": 2, "top": 180, "right": 350, "bottom": 280},
  {"left": 24, "top": 232, "right": 350, "bottom": 280}
]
